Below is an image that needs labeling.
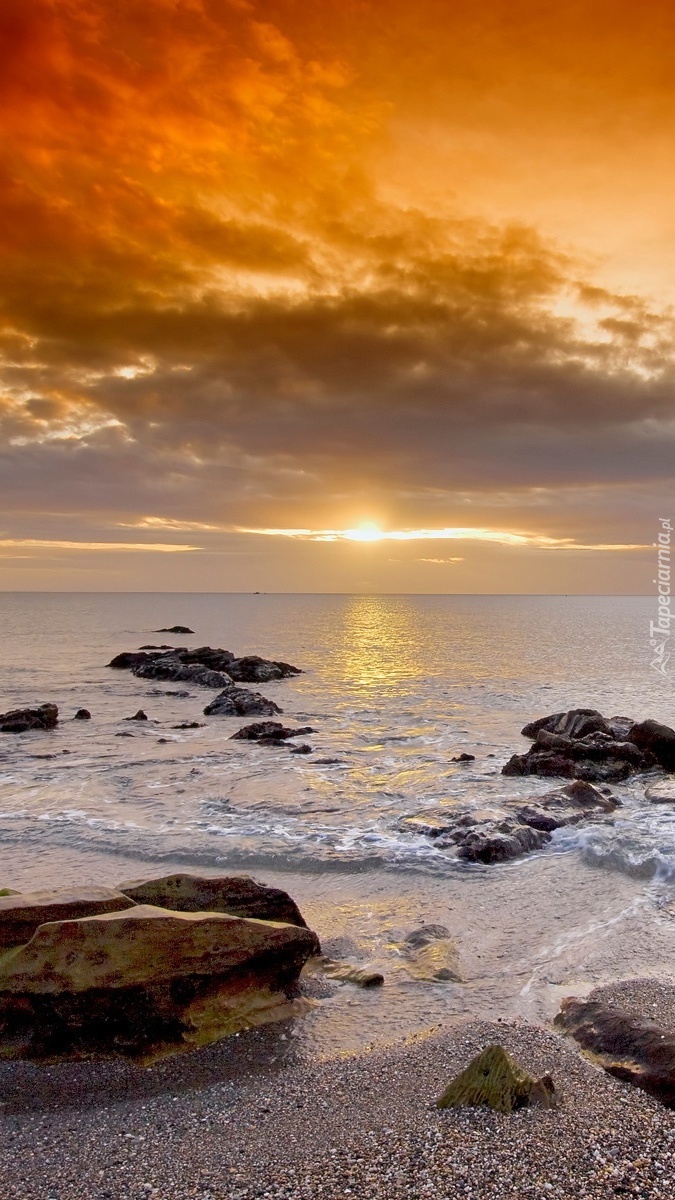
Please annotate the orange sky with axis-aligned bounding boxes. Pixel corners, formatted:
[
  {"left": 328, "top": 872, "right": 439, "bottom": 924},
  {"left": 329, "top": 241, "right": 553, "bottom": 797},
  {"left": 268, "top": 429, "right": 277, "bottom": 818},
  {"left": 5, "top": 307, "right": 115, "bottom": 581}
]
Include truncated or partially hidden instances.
[{"left": 1, "top": 0, "right": 673, "bottom": 591}]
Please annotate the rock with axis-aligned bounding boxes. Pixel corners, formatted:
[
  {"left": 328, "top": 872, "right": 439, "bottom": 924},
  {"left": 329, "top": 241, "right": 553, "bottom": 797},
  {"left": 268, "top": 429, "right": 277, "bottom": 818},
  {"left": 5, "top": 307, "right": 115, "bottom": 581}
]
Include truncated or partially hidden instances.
[
  {"left": 0, "top": 889, "right": 19, "bottom": 897},
  {"left": 226, "top": 656, "right": 302, "bottom": 683},
  {"left": 124, "top": 709, "right": 148, "bottom": 721},
  {"left": 117, "top": 872, "right": 308, "bottom": 928},
  {"left": 0, "top": 905, "right": 319, "bottom": 1062},
  {"left": 399, "top": 810, "right": 457, "bottom": 837},
  {"left": 138, "top": 644, "right": 173, "bottom": 650},
  {"left": 108, "top": 646, "right": 301, "bottom": 690},
  {"left": 0, "top": 704, "right": 58, "bottom": 734},
  {"left": 503, "top": 728, "right": 655, "bottom": 782},
  {"left": 289, "top": 743, "right": 313, "bottom": 754},
  {"left": 172, "top": 721, "right": 205, "bottom": 729},
  {"left": 73, "top": 708, "right": 91, "bottom": 720},
  {"left": 204, "top": 688, "right": 282, "bottom": 717},
  {"left": 0, "top": 886, "right": 135, "bottom": 951},
  {"left": 628, "top": 719, "right": 675, "bottom": 772},
  {"left": 437, "top": 1044, "right": 556, "bottom": 1113},
  {"left": 115, "top": 731, "right": 134, "bottom": 737},
  {"left": 451, "top": 753, "right": 475, "bottom": 762},
  {"left": 555, "top": 996, "right": 675, "bottom": 1107},
  {"left": 306, "top": 957, "right": 384, "bottom": 988},
  {"left": 645, "top": 781, "right": 675, "bottom": 803},
  {"left": 454, "top": 819, "right": 548, "bottom": 864},
  {"left": 402, "top": 926, "right": 462, "bottom": 982},
  {"left": 132, "top": 656, "right": 233, "bottom": 689},
  {"left": 521, "top": 708, "right": 613, "bottom": 740},
  {"left": 154, "top": 625, "right": 194, "bottom": 634},
  {"left": 230, "top": 721, "right": 315, "bottom": 741},
  {"left": 516, "top": 779, "right": 620, "bottom": 832}
]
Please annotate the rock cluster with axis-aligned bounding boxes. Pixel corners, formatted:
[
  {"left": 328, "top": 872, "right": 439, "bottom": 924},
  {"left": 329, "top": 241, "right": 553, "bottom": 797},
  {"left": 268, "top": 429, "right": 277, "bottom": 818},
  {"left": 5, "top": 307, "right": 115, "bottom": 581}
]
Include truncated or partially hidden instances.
[
  {"left": 108, "top": 646, "right": 301, "bottom": 687},
  {"left": 0, "top": 872, "right": 319, "bottom": 1063},
  {"left": 555, "top": 996, "right": 675, "bottom": 1108},
  {"left": 0, "top": 703, "right": 59, "bottom": 734},
  {"left": 203, "top": 688, "right": 282, "bottom": 717},
  {"left": 230, "top": 720, "right": 315, "bottom": 744},
  {"left": 401, "top": 779, "right": 621, "bottom": 864},
  {"left": 502, "top": 707, "right": 673, "bottom": 781}
]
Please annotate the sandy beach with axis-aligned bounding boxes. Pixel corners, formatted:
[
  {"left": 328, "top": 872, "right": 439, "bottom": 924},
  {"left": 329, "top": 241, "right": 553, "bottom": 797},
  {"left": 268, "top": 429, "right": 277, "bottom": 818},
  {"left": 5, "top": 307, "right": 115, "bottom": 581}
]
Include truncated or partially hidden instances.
[{"left": 2, "top": 979, "right": 675, "bottom": 1200}]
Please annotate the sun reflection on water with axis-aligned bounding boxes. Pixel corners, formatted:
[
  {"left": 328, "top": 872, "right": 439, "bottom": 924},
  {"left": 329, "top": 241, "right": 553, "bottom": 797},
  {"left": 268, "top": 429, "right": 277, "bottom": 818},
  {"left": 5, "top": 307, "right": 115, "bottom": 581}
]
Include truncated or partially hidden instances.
[{"left": 336, "top": 595, "right": 424, "bottom": 696}]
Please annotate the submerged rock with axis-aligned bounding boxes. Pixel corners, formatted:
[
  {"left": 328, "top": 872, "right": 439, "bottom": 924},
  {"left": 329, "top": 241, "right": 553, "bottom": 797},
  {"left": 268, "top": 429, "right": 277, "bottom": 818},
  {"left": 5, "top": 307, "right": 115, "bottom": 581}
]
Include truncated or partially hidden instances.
[
  {"left": 154, "top": 625, "right": 194, "bottom": 633},
  {"left": 515, "top": 779, "right": 620, "bottom": 832},
  {"left": 230, "top": 721, "right": 315, "bottom": 742},
  {"left": 555, "top": 996, "right": 675, "bottom": 1108},
  {"left": 0, "top": 704, "right": 58, "bottom": 734},
  {"left": 437, "top": 1044, "right": 556, "bottom": 1113},
  {"left": 204, "top": 687, "right": 282, "bottom": 717},
  {"left": 0, "top": 886, "right": 135, "bottom": 951},
  {"left": 73, "top": 708, "right": 91, "bottom": 720},
  {"left": 124, "top": 709, "right": 148, "bottom": 722},
  {"left": 117, "top": 872, "right": 308, "bottom": 928},
  {"left": 402, "top": 925, "right": 462, "bottom": 982},
  {"left": 305, "top": 956, "right": 384, "bottom": 988},
  {"left": 451, "top": 753, "right": 476, "bottom": 762}
]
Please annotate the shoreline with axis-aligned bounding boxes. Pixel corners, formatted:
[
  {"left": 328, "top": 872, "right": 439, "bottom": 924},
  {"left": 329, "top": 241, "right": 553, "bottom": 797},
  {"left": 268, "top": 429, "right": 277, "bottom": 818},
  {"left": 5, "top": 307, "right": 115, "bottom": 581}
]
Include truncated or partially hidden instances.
[{"left": 3, "top": 985, "right": 675, "bottom": 1199}]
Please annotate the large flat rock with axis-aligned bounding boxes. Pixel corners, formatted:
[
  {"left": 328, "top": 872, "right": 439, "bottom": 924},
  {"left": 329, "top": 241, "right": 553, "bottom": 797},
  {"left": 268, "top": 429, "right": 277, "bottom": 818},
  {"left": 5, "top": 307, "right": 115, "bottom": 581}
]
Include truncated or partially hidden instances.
[
  {"left": 0, "top": 904, "right": 319, "bottom": 994},
  {"left": 0, "top": 886, "right": 135, "bottom": 951},
  {"left": 117, "top": 872, "right": 308, "bottom": 928}
]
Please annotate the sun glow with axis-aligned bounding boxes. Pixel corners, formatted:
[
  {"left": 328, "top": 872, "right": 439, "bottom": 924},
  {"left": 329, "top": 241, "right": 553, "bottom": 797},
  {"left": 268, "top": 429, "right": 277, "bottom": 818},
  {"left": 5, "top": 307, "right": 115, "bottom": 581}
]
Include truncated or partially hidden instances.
[{"left": 343, "top": 522, "right": 384, "bottom": 542}]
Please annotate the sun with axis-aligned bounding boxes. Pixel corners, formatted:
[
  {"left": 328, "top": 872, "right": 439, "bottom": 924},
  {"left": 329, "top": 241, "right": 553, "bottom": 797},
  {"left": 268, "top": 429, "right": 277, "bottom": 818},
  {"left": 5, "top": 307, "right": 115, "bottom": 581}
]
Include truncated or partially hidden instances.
[{"left": 343, "top": 521, "right": 384, "bottom": 542}]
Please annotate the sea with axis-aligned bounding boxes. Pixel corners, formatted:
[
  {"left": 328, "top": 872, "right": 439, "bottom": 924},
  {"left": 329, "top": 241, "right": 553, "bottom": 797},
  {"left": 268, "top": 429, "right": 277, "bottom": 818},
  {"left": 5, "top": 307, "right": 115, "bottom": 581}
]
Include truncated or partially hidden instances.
[{"left": 1, "top": 592, "right": 674, "bottom": 1057}]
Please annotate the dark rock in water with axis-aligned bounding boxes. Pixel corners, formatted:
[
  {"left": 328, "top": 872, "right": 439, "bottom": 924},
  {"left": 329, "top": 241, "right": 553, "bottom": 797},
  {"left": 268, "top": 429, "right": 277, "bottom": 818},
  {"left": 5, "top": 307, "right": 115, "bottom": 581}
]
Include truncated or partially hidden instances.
[
  {"left": 628, "top": 719, "right": 675, "bottom": 772},
  {"left": 521, "top": 708, "right": 613, "bottom": 740},
  {"left": 172, "top": 721, "right": 205, "bottom": 730},
  {"left": 73, "top": 708, "right": 91, "bottom": 720},
  {"left": 124, "top": 709, "right": 148, "bottom": 721},
  {"left": 226, "top": 655, "right": 302, "bottom": 683},
  {"left": 108, "top": 645, "right": 301, "bottom": 689},
  {"left": 132, "top": 655, "right": 233, "bottom": 689},
  {"left": 115, "top": 731, "right": 134, "bottom": 737},
  {"left": 555, "top": 996, "right": 675, "bottom": 1108},
  {"left": 204, "top": 687, "right": 282, "bottom": 717},
  {"left": 139, "top": 644, "right": 173, "bottom": 650},
  {"left": 437, "top": 1044, "right": 556, "bottom": 1113},
  {"left": 454, "top": 818, "right": 548, "bottom": 864},
  {"left": 117, "top": 872, "right": 309, "bottom": 928},
  {"left": 516, "top": 779, "right": 620, "bottom": 832},
  {"left": 289, "top": 743, "right": 313, "bottom": 754},
  {"left": 0, "top": 704, "right": 58, "bottom": 734},
  {"left": 503, "top": 725, "right": 655, "bottom": 782},
  {"left": 0, "top": 886, "right": 135, "bottom": 951},
  {"left": 154, "top": 625, "right": 194, "bottom": 634},
  {"left": 452, "top": 752, "right": 475, "bottom": 762},
  {"left": 109, "top": 651, "right": 153, "bottom": 670},
  {"left": 231, "top": 721, "right": 315, "bottom": 742}
]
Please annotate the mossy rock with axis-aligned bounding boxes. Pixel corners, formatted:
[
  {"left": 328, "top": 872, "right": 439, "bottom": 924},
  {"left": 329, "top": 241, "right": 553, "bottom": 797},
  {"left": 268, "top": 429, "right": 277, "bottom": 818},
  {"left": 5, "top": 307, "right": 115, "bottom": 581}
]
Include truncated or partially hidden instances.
[
  {"left": 437, "top": 1044, "right": 556, "bottom": 1114},
  {"left": 0, "top": 889, "right": 18, "bottom": 897}
]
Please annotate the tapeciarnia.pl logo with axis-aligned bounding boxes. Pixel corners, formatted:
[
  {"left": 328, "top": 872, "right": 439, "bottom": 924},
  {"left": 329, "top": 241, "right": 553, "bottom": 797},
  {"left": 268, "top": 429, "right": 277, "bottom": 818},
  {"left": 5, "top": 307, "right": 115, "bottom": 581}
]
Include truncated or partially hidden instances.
[{"left": 650, "top": 517, "right": 672, "bottom": 677}]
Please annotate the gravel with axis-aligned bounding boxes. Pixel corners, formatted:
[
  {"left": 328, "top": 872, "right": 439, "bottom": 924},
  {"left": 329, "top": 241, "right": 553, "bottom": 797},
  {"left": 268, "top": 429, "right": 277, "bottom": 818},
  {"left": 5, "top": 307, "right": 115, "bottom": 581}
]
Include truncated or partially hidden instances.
[{"left": 3, "top": 999, "right": 675, "bottom": 1200}]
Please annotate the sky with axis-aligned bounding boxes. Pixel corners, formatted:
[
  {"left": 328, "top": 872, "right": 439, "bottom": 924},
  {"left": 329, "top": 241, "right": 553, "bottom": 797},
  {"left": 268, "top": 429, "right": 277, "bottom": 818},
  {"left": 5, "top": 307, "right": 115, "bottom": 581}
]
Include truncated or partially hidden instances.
[{"left": 1, "top": 0, "right": 674, "bottom": 592}]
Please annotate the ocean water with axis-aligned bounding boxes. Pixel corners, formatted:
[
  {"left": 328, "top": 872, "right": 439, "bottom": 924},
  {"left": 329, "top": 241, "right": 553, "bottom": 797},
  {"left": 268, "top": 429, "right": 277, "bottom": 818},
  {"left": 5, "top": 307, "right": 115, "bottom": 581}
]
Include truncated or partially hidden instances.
[{"left": 1, "top": 592, "right": 674, "bottom": 1055}]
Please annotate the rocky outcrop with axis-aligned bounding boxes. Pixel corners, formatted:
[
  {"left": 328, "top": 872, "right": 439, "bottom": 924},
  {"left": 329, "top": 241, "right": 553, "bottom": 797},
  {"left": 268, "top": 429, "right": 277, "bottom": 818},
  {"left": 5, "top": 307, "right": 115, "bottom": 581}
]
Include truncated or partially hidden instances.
[
  {"left": 0, "top": 886, "right": 135, "bottom": 950},
  {"left": 230, "top": 721, "right": 315, "bottom": 743},
  {"left": 117, "top": 872, "right": 308, "bottom": 928},
  {"left": 0, "top": 879, "right": 319, "bottom": 1062},
  {"left": 555, "top": 997, "right": 675, "bottom": 1108},
  {"left": 108, "top": 646, "right": 301, "bottom": 688},
  {"left": 306, "top": 957, "right": 384, "bottom": 988},
  {"left": 204, "top": 688, "right": 282, "bottom": 717},
  {"left": 0, "top": 704, "right": 58, "bottom": 734},
  {"left": 400, "top": 781, "right": 620, "bottom": 864},
  {"left": 154, "top": 625, "right": 194, "bottom": 633},
  {"left": 507, "top": 708, "right": 675, "bottom": 781},
  {"left": 74, "top": 708, "right": 91, "bottom": 720},
  {"left": 124, "top": 709, "right": 148, "bottom": 721},
  {"left": 437, "top": 1045, "right": 556, "bottom": 1112},
  {"left": 628, "top": 720, "right": 675, "bottom": 772}
]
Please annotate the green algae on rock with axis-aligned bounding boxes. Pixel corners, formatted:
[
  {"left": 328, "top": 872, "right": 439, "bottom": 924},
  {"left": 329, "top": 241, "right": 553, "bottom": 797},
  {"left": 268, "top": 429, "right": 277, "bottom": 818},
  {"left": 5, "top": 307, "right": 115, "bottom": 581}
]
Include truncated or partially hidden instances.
[
  {"left": 436, "top": 1044, "right": 557, "bottom": 1113},
  {"left": 117, "top": 871, "right": 308, "bottom": 928}
]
